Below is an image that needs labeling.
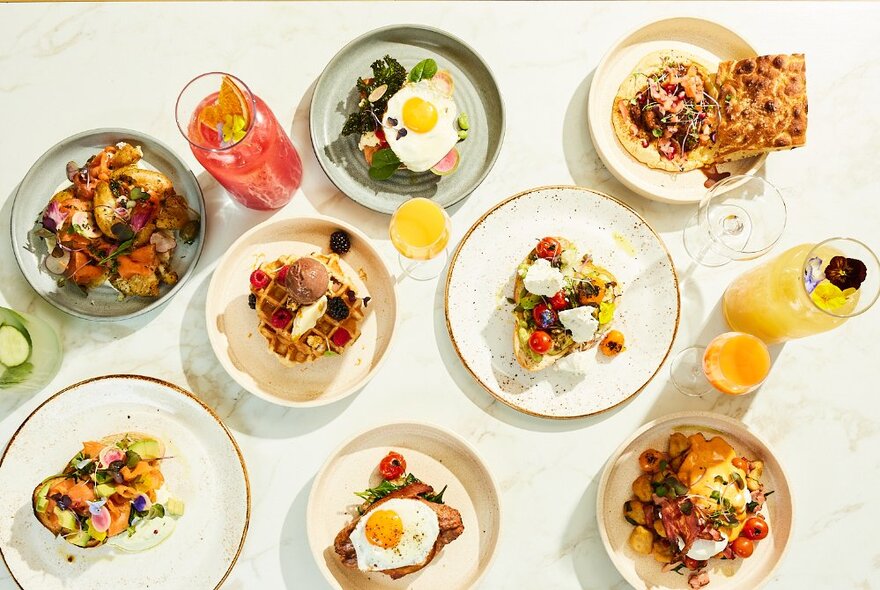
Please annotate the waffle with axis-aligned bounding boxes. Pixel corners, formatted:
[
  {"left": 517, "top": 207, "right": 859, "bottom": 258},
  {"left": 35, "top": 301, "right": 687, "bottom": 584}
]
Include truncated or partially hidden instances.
[{"left": 252, "top": 253, "right": 365, "bottom": 365}]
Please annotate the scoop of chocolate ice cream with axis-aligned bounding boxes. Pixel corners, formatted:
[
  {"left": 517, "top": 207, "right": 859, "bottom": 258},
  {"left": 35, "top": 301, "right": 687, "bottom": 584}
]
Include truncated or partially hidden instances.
[{"left": 284, "top": 257, "right": 330, "bottom": 305}]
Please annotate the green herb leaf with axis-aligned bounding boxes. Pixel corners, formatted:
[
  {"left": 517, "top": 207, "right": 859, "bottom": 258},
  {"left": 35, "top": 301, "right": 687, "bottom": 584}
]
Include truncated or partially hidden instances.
[
  {"left": 354, "top": 473, "right": 420, "bottom": 504},
  {"left": 654, "top": 484, "right": 668, "bottom": 497},
  {"left": 409, "top": 58, "right": 438, "bottom": 83},
  {"left": 129, "top": 187, "right": 149, "bottom": 201},
  {"left": 146, "top": 504, "right": 165, "bottom": 520},
  {"left": 368, "top": 148, "right": 401, "bottom": 180},
  {"left": 710, "top": 490, "right": 721, "bottom": 502},
  {"left": 97, "top": 238, "right": 134, "bottom": 266},
  {"left": 423, "top": 484, "right": 447, "bottom": 504},
  {"left": 680, "top": 499, "right": 693, "bottom": 515},
  {"left": 652, "top": 128, "right": 663, "bottom": 138}
]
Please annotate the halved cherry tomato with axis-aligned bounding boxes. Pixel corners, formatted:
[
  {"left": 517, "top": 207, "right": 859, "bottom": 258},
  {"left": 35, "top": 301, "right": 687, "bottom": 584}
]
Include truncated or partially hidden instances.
[
  {"left": 741, "top": 517, "right": 769, "bottom": 540},
  {"left": 535, "top": 237, "right": 561, "bottom": 260},
  {"left": 576, "top": 281, "right": 605, "bottom": 305},
  {"left": 732, "top": 457, "right": 749, "bottom": 470},
  {"left": 532, "top": 303, "right": 558, "bottom": 329},
  {"left": 528, "top": 331, "right": 552, "bottom": 354},
  {"left": 731, "top": 536, "right": 754, "bottom": 558},
  {"left": 375, "top": 127, "right": 386, "bottom": 143},
  {"left": 378, "top": 451, "right": 406, "bottom": 480},
  {"left": 549, "top": 291, "right": 569, "bottom": 311}
]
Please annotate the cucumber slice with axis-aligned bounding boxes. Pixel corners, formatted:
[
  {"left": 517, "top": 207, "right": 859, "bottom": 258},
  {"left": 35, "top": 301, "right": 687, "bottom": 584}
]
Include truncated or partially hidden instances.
[
  {"left": 0, "top": 309, "right": 32, "bottom": 347},
  {"left": 0, "top": 325, "right": 31, "bottom": 367}
]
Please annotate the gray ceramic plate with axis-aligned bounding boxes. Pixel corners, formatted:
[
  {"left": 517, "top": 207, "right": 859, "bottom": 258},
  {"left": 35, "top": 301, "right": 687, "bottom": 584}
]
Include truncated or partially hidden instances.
[
  {"left": 310, "top": 25, "right": 504, "bottom": 214},
  {"left": 10, "top": 128, "right": 206, "bottom": 321}
]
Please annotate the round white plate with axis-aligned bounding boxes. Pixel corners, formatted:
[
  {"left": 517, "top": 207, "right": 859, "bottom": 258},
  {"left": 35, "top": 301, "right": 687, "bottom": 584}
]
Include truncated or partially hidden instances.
[
  {"left": 307, "top": 422, "right": 501, "bottom": 589},
  {"left": 596, "top": 411, "right": 793, "bottom": 590},
  {"left": 0, "top": 375, "right": 250, "bottom": 589},
  {"left": 588, "top": 17, "right": 765, "bottom": 204},
  {"left": 206, "top": 216, "right": 398, "bottom": 407},
  {"left": 445, "top": 186, "right": 679, "bottom": 419}
]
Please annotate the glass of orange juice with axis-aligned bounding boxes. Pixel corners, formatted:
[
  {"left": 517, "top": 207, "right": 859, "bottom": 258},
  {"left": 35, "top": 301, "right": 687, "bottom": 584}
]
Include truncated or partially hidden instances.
[
  {"left": 389, "top": 197, "right": 451, "bottom": 281},
  {"left": 723, "top": 238, "right": 879, "bottom": 343},
  {"left": 670, "top": 332, "right": 771, "bottom": 397}
]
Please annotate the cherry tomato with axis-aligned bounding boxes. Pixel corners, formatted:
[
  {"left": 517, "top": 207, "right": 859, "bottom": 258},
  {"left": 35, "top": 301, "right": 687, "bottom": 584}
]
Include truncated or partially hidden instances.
[
  {"left": 535, "top": 237, "right": 561, "bottom": 260},
  {"left": 528, "top": 331, "right": 552, "bottom": 354},
  {"left": 532, "top": 303, "right": 558, "bottom": 329},
  {"left": 549, "top": 291, "right": 569, "bottom": 311},
  {"left": 378, "top": 451, "right": 406, "bottom": 480},
  {"left": 683, "top": 557, "right": 705, "bottom": 571},
  {"left": 731, "top": 536, "right": 754, "bottom": 558},
  {"left": 732, "top": 457, "right": 749, "bottom": 470},
  {"left": 742, "top": 517, "right": 769, "bottom": 540}
]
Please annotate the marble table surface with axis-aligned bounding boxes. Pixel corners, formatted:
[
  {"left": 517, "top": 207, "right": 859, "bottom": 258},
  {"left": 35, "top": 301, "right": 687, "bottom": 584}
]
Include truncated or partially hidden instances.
[{"left": 1, "top": 2, "right": 879, "bottom": 589}]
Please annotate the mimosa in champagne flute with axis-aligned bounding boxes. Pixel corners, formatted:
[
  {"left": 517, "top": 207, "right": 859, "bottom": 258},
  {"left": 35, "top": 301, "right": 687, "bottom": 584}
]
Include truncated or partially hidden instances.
[{"left": 389, "top": 198, "right": 451, "bottom": 281}]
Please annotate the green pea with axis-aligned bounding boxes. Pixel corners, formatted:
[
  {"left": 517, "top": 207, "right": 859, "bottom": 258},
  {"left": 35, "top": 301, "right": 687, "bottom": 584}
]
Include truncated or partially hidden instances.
[
  {"left": 457, "top": 113, "right": 470, "bottom": 130},
  {"left": 458, "top": 129, "right": 468, "bottom": 141}
]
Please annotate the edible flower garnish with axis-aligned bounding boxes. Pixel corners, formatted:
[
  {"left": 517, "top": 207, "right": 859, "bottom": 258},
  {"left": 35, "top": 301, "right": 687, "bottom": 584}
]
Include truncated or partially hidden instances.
[
  {"left": 99, "top": 445, "right": 125, "bottom": 468},
  {"left": 90, "top": 504, "right": 111, "bottom": 533},
  {"left": 42, "top": 201, "right": 67, "bottom": 232},
  {"left": 87, "top": 498, "right": 107, "bottom": 516},
  {"left": 221, "top": 114, "right": 247, "bottom": 146},
  {"left": 810, "top": 281, "right": 850, "bottom": 312},
  {"left": 132, "top": 493, "right": 152, "bottom": 513},
  {"left": 803, "top": 256, "right": 824, "bottom": 294},
  {"left": 824, "top": 256, "right": 867, "bottom": 291}
]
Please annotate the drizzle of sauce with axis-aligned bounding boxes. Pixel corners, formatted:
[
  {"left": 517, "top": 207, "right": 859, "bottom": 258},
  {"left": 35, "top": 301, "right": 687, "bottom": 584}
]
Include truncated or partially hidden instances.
[
  {"left": 701, "top": 164, "right": 731, "bottom": 189},
  {"left": 612, "top": 232, "right": 636, "bottom": 257},
  {"left": 66, "top": 555, "right": 75, "bottom": 563}
]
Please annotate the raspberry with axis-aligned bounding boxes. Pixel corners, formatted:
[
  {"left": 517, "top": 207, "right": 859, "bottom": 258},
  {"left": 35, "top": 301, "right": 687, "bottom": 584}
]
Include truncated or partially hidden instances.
[
  {"left": 250, "top": 269, "right": 270, "bottom": 290},
  {"left": 331, "top": 328, "right": 351, "bottom": 347},
  {"left": 276, "top": 265, "right": 290, "bottom": 283},
  {"left": 329, "top": 230, "right": 351, "bottom": 254},
  {"left": 270, "top": 308, "right": 292, "bottom": 329},
  {"left": 326, "top": 297, "right": 349, "bottom": 321}
]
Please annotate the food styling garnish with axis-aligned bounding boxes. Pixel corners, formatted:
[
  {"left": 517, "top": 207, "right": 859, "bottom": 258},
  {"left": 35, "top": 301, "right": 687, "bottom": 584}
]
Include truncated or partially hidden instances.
[
  {"left": 824, "top": 256, "right": 867, "bottom": 290},
  {"left": 330, "top": 230, "right": 352, "bottom": 254},
  {"left": 327, "top": 296, "right": 350, "bottom": 321}
]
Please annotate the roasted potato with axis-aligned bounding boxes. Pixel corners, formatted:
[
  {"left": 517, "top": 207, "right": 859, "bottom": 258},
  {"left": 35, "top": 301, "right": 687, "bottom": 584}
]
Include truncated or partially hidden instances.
[
  {"left": 93, "top": 181, "right": 119, "bottom": 238},
  {"left": 112, "top": 166, "right": 173, "bottom": 197},
  {"left": 628, "top": 526, "right": 654, "bottom": 555},
  {"left": 110, "top": 273, "right": 159, "bottom": 297},
  {"left": 652, "top": 539, "right": 674, "bottom": 563},
  {"left": 109, "top": 143, "right": 143, "bottom": 169},
  {"left": 747, "top": 460, "right": 764, "bottom": 491},
  {"left": 653, "top": 519, "right": 666, "bottom": 538},
  {"left": 639, "top": 449, "right": 669, "bottom": 473},
  {"left": 668, "top": 432, "right": 690, "bottom": 458},
  {"left": 624, "top": 500, "right": 647, "bottom": 526},
  {"left": 50, "top": 185, "right": 75, "bottom": 204},
  {"left": 632, "top": 474, "right": 653, "bottom": 502},
  {"left": 156, "top": 194, "right": 190, "bottom": 230},
  {"left": 133, "top": 222, "right": 156, "bottom": 247},
  {"left": 670, "top": 454, "right": 685, "bottom": 472}
]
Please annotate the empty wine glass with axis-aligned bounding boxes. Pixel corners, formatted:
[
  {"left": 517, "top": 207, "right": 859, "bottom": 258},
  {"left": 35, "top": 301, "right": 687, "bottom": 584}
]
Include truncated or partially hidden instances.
[{"left": 683, "top": 175, "right": 787, "bottom": 267}]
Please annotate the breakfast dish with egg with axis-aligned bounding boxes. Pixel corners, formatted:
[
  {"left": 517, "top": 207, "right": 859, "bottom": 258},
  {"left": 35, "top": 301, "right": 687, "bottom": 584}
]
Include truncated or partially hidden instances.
[
  {"left": 248, "top": 231, "right": 369, "bottom": 365},
  {"left": 342, "top": 55, "right": 468, "bottom": 180},
  {"left": 33, "top": 142, "right": 200, "bottom": 298},
  {"left": 623, "top": 432, "right": 772, "bottom": 588},
  {"left": 334, "top": 451, "right": 464, "bottom": 579},
  {"left": 32, "top": 433, "right": 184, "bottom": 550},
  {"left": 512, "top": 236, "right": 624, "bottom": 371},
  {"left": 612, "top": 50, "right": 806, "bottom": 174}
]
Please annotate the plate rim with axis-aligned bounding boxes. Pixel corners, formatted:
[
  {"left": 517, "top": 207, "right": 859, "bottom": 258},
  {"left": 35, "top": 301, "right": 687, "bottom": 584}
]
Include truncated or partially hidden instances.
[
  {"left": 0, "top": 373, "right": 251, "bottom": 590},
  {"left": 305, "top": 419, "right": 503, "bottom": 590},
  {"left": 594, "top": 410, "right": 795, "bottom": 590},
  {"left": 587, "top": 16, "right": 767, "bottom": 204},
  {"left": 308, "top": 23, "right": 506, "bottom": 214},
  {"left": 444, "top": 184, "right": 681, "bottom": 420},
  {"left": 204, "top": 214, "right": 400, "bottom": 407},
  {"left": 9, "top": 127, "right": 207, "bottom": 321}
]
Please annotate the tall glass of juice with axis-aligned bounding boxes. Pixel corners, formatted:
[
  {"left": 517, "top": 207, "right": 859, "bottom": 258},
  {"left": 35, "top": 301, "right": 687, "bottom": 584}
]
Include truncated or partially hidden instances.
[
  {"left": 176, "top": 72, "right": 302, "bottom": 210},
  {"left": 722, "top": 238, "right": 879, "bottom": 344},
  {"left": 389, "top": 198, "right": 451, "bottom": 281}
]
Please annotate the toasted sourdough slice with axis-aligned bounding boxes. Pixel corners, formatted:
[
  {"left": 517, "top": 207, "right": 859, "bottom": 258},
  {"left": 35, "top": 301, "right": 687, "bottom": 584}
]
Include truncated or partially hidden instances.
[
  {"left": 334, "top": 482, "right": 465, "bottom": 579},
  {"left": 714, "top": 54, "right": 807, "bottom": 162},
  {"left": 513, "top": 239, "right": 621, "bottom": 372}
]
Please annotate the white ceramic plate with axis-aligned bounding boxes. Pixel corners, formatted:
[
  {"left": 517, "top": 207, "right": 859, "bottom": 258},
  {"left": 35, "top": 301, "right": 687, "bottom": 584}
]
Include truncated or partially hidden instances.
[
  {"left": 445, "top": 186, "right": 679, "bottom": 419},
  {"left": 596, "top": 411, "right": 793, "bottom": 589},
  {"left": 588, "top": 17, "right": 765, "bottom": 204},
  {"left": 0, "top": 375, "right": 250, "bottom": 589},
  {"left": 206, "top": 216, "right": 398, "bottom": 407},
  {"left": 307, "top": 422, "right": 501, "bottom": 589}
]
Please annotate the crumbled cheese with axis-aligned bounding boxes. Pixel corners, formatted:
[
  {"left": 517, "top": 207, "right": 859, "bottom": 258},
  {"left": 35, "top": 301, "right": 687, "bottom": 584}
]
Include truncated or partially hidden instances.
[
  {"left": 523, "top": 259, "right": 565, "bottom": 296},
  {"left": 558, "top": 306, "right": 599, "bottom": 343},
  {"left": 358, "top": 131, "right": 382, "bottom": 151}
]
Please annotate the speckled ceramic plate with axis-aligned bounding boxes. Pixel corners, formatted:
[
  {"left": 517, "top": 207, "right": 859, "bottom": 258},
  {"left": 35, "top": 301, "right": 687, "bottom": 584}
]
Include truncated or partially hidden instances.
[
  {"left": 0, "top": 375, "right": 250, "bottom": 590},
  {"left": 205, "top": 216, "right": 398, "bottom": 407},
  {"left": 445, "top": 186, "right": 679, "bottom": 419},
  {"left": 596, "top": 411, "right": 793, "bottom": 589},
  {"left": 307, "top": 422, "right": 501, "bottom": 589},
  {"left": 310, "top": 24, "right": 504, "bottom": 214},
  {"left": 588, "top": 17, "right": 766, "bottom": 204}
]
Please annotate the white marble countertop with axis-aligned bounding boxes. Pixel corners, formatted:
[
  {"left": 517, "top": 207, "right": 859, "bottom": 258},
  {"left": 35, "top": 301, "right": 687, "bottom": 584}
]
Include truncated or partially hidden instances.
[{"left": 1, "top": 2, "right": 879, "bottom": 589}]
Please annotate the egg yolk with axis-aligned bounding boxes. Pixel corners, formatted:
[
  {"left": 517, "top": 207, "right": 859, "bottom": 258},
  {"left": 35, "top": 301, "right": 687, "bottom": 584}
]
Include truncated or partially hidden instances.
[
  {"left": 402, "top": 97, "right": 438, "bottom": 133},
  {"left": 364, "top": 510, "right": 404, "bottom": 548}
]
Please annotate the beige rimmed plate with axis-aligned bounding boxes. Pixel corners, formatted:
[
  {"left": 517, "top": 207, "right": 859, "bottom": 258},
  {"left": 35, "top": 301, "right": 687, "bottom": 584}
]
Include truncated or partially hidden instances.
[
  {"left": 445, "top": 186, "right": 679, "bottom": 419},
  {"left": 206, "top": 216, "right": 398, "bottom": 407},
  {"left": 307, "top": 422, "right": 501, "bottom": 589},
  {"left": 588, "top": 17, "right": 766, "bottom": 204},
  {"left": 596, "top": 411, "right": 793, "bottom": 589},
  {"left": 0, "top": 375, "right": 250, "bottom": 590}
]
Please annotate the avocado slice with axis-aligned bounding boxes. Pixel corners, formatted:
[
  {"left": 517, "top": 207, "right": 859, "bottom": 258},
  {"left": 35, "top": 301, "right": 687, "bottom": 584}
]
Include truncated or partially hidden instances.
[
  {"left": 128, "top": 439, "right": 163, "bottom": 460},
  {"left": 35, "top": 482, "right": 52, "bottom": 513},
  {"left": 65, "top": 530, "right": 92, "bottom": 548},
  {"left": 53, "top": 507, "right": 79, "bottom": 532},
  {"left": 95, "top": 483, "right": 116, "bottom": 498}
]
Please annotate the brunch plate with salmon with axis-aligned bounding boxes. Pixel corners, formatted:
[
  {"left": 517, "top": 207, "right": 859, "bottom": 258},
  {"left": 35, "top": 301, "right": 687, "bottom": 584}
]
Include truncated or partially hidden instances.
[
  {"left": 0, "top": 375, "right": 249, "bottom": 590},
  {"left": 307, "top": 422, "right": 501, "bottom": 589},
  {"left": 310, "top": 24, "right": 504, "bottom": 213},
  {"left": 10, "top": 128, "right": 205, "bottom": 320},
  {"left": 205, "top": 216, "right": 398, "bottom": 406},
  {"left": 445, "top": 186, "right": 679, "bottom": 419},
  {"left": 597, "top": 411, "right": 793, "bottom": 589},
  {"left": 589, "top": 18, "right": 807, "bottom": 203}
]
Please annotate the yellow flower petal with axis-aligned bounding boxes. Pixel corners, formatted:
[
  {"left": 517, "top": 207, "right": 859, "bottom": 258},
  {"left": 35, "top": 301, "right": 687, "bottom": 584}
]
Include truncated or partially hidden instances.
[{"left": 810, "top": 281, "right": 848, "bottom": 311}]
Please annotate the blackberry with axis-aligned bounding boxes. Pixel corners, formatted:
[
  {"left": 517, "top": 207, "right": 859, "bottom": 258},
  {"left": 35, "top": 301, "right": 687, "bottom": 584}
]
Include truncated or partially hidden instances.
[
  {"left": 329, "top": 230, "right": 351, "bottom": 254},
  {"left": 326, "top": 296, "right": 349, "bottom": 321},
  {"left": 248, "top": 293, "right": 257, "bottom": 309}
]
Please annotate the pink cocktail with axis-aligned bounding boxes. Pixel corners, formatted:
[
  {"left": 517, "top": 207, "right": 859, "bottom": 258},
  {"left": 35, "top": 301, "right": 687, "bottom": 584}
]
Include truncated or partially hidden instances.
[{"left": 176, "top": 72, "right": 302, "bottom": 210}]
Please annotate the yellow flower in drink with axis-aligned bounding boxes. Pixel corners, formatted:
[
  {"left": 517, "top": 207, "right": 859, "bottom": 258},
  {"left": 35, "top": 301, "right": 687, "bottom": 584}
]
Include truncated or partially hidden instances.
[
  {"left": 810, "top": 280, "right": 848, "bottom": 311},
  {"left": 222, "top": 114, "right": 247, "bottom": 145}
]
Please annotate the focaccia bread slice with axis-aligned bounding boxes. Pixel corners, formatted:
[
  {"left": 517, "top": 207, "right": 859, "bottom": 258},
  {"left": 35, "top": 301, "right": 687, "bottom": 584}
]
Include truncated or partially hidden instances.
[{"left": 714, "top": 54, "right": 807, "bottom": 162}]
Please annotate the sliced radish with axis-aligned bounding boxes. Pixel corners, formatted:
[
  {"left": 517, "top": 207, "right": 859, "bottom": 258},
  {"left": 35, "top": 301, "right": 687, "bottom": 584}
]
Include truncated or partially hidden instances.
[
  {"left": 90, "top": 505, "right": 111, "bottom": 532},
  {"left": 45, "top": 249, "right": 70, "bottom": 275},
  {"left": 430, "top": 147, "right": 460, "bottom": 176},
  {"left": 99, "top": 446, "right": 125, "bottom": 468}
]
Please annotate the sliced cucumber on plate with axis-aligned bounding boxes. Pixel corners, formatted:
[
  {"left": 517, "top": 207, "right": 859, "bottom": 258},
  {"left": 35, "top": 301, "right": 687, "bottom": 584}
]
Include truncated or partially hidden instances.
[{"left": 0, "top": 309, "right": 34, "bottom": 385}]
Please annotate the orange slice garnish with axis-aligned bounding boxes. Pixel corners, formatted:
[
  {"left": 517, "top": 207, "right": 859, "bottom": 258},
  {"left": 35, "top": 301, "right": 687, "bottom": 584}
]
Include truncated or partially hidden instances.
[{"left": 198, "top": 75, "right": 251, "bottom": 133}]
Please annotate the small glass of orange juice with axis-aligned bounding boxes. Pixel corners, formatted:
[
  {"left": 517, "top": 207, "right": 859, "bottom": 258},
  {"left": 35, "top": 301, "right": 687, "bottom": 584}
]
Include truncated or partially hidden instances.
[
  {"left": 670, "top": 332, "right": 771, "bottom": 397},
  {"left": 389, "top": 197, "right": 451, "bottom": 281}
]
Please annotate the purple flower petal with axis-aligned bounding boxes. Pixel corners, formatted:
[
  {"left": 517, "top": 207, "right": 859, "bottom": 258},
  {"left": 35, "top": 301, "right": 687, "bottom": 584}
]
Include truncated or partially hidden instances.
[
  {"left": 88, "top": 498, "right": 107, "bottom": 515},
  {"left": 804, "top": 256, "right": 824, "bottom": 293},
  {"left": 42, "top": 201, "right": 67, "bottom": 232},
  {"left": 132, "top": 493, "right": 152, "bottom": 512}
]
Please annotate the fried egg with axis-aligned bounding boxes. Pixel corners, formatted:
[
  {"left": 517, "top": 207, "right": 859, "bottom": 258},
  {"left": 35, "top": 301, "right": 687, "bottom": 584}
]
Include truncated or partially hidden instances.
[
  {"left": 349, "top": 498, "right": 440, "bottom": 572},
  {"left": 383, "top": 80, "right": 459, "bottom": 172}
]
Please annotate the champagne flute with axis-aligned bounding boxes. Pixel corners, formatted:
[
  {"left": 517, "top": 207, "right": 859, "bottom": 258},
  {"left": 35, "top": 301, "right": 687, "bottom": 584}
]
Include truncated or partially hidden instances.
[
  {"left": 389, "top": 198, "right": 451, "bottom": 281},
  {"left": 670, "top": 332, "right": 771, "bottom": 397}
]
